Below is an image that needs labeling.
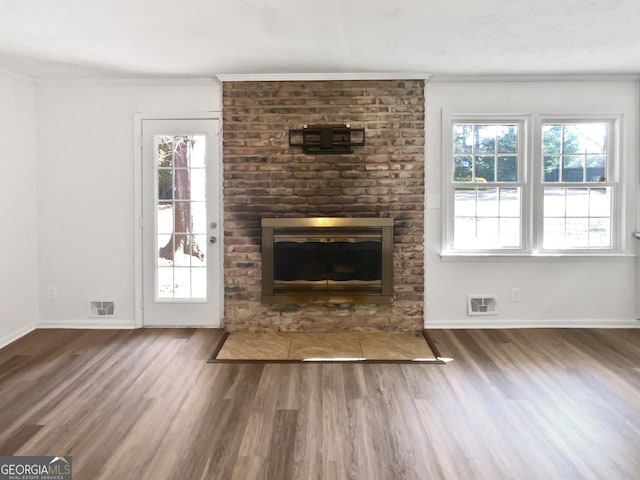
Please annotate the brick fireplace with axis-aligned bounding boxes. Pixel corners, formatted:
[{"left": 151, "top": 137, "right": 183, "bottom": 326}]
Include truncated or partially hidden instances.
[{"left": 222, "top": 79, "right": 425, "bottom": 332}]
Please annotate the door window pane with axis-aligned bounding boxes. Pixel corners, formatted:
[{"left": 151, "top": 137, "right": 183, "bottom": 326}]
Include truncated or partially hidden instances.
[
  {"left": 155, "top": 135, "right": 208, "bottom": 300},
  {"left": 157, "top": 267, "right": 174, "bottom": 298},
  {"left": 173, "top": 268, "right": 192, "bottom": 299},
  {"left": 190, "top": 168, "right": 207, "bottom": 201},
  {"left": 191, "top": 268, "right": 208, "bottom": 298}
]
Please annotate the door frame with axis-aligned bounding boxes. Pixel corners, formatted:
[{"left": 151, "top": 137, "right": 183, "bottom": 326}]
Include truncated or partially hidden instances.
[{"left": 133, "top": 112, "right": 224, "bottom": 328}]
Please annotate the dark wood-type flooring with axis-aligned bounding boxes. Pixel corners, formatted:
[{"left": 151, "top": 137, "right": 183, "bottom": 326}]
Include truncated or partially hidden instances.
[{"left": 1, "top": 327, "right": 639, "bottom": 479}]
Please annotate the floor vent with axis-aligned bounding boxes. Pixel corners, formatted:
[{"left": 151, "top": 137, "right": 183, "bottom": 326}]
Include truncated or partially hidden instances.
[
  {"left": 467, "top": 296, "right": 497, "bottom": 316},
  {"left": 90, "top": 301, "right": 115, "bottom": 317}
]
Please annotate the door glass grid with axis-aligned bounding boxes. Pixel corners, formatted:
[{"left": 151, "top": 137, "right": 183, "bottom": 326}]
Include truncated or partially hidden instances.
[{"left": 155, "top": 135, "right": 207, "bottom": 300}]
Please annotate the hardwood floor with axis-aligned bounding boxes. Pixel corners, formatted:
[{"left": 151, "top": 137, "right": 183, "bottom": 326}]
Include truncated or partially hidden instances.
[{"left": 0, "top": 327, "right": 639, "bottom": 479}]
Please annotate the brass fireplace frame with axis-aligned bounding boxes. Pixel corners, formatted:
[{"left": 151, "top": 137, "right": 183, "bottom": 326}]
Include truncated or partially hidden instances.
[{"left": 261, "top": 217, "right": 394, "bottom": 304}]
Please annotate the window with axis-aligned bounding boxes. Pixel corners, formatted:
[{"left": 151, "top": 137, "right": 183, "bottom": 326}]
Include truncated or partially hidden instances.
[
  {"left": 448, "top": 119, "right": 526, "bottom": 252},
  {"left": 444, "top": 115, "right": 619, "bottom": 255},
  {"left": 540, "top": 121, "right": 613, "bottom": 250}
]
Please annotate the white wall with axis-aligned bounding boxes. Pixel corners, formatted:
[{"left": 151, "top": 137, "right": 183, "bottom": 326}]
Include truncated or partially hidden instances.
[
  {"left": 425, "top": 81, "right": 639, "bottom": 328},
  {"left": 0, "top": 71, "right": 38, "bottom": 346},
  {"left": 5, "top": 74, "right": 638, "bottom": 335},
  {"left": 36, "top": 80, "right": 221, "bottom": 327}
]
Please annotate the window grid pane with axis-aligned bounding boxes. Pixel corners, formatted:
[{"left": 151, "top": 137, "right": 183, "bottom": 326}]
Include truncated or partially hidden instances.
[
  {"left": 541, "top": 121, "right": 612, "bottom": 249},
  {"left": 453, "top": 187, "right": 521, "bottom": 249},
  {"left": 542, "top": 123, "right": 608, "bottom": 183},
  {"left": 453, "top": 123, "right": 519, "bottom": 183},
  {"left": 452, "top": 122, "right": 521, "bottom": 250},
  {"left": 449, "top": 118, "right": 617, "bottom": 253},
  {"left": 542, "top": 187, "right": 612, "bottom": 249}
]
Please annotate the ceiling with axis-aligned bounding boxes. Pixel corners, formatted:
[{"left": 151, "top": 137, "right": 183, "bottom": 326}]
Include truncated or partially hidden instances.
[{"left": 1, "top": 0, "right": 639, "bottom": 79}]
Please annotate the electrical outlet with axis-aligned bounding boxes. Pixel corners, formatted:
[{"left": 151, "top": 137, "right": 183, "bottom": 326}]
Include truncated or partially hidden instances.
[{"left": 511, "top": 288, "right": 520, "bottom": 302}]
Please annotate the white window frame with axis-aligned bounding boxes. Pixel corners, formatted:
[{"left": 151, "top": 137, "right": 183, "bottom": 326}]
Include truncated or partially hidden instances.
[
  {"left": 533, "top": 115, "right": 622, "bottom": 254},
  {"left": 442, "top": 112, "right": 623, "bottom": 257},
  {"left": 442, "top": 113, "right": 531, "bottom": 255}
]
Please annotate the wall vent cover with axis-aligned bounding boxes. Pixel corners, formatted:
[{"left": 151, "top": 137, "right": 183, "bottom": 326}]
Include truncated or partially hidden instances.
[
  {"left": 90, "top": 301, "right": 115, "bottom": 317},
  {"left": 467, "top": 296, "right": 497, "bottom": 316}
]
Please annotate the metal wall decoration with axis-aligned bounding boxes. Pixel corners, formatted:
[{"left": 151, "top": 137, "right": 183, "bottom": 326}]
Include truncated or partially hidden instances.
[{"left": 289, "top": 124, "right": 365, "bottom": 154}]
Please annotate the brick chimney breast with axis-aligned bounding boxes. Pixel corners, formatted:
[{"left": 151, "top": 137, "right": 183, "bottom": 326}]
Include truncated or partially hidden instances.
[{"left": 223, "top": 80, "right": 425, "bottom": 332}]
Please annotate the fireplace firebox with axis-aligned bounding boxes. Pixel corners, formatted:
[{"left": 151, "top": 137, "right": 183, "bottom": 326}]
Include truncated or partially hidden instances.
[{"left": 261, "top": 217, "right": 393, "bottom": 304}]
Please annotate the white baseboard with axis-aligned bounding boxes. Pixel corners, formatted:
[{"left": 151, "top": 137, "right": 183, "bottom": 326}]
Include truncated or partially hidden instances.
[
  {"left": 424, "top": 318, "right": 640, "bottom": 329},
  {"left": 37, "top": 318, "right": 136, "bottom": 329},
  {"left": 0, "top": 323, "right": 37, "bottom": 350},
  {"left": 142, "top": 325, "right": 220, "bottom": 328}
]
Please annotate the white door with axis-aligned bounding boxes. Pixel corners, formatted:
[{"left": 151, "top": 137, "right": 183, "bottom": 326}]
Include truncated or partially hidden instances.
[{"left": 141, "top": 118, "right": 221, "bottom": 327}]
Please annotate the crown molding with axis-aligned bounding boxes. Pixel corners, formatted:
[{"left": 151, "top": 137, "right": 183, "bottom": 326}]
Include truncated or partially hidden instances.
[
  {"left": 0, "top": 68, "right": 35, "bottom": 84},
  {"left": 428, "top": 73, "right": 640, "bottom": 83},
  {"left": 216, "top": 72, "right": 432, "bottom": 82},
  {"left": 34, "top": 77, "right": 219, "bottom": 87}
]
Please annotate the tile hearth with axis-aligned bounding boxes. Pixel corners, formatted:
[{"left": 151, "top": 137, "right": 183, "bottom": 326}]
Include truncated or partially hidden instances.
[{"left": 211, "top": 331, "right": 442, "bottom": 362}]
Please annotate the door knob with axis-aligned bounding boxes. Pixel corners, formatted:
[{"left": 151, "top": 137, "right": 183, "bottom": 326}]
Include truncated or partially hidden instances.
[{"left": 209, "top": 236, "right": 217, "bottom": 244}]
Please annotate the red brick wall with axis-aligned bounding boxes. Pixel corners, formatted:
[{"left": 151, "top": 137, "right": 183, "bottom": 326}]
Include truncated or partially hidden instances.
[{"left": 222, "top": 80, "right": 425, "bottom": 332}]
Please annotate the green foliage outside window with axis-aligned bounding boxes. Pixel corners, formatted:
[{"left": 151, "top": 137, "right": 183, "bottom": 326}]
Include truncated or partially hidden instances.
[{"left": 453, "top": 124, "right": 518, "bottom": 182}]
